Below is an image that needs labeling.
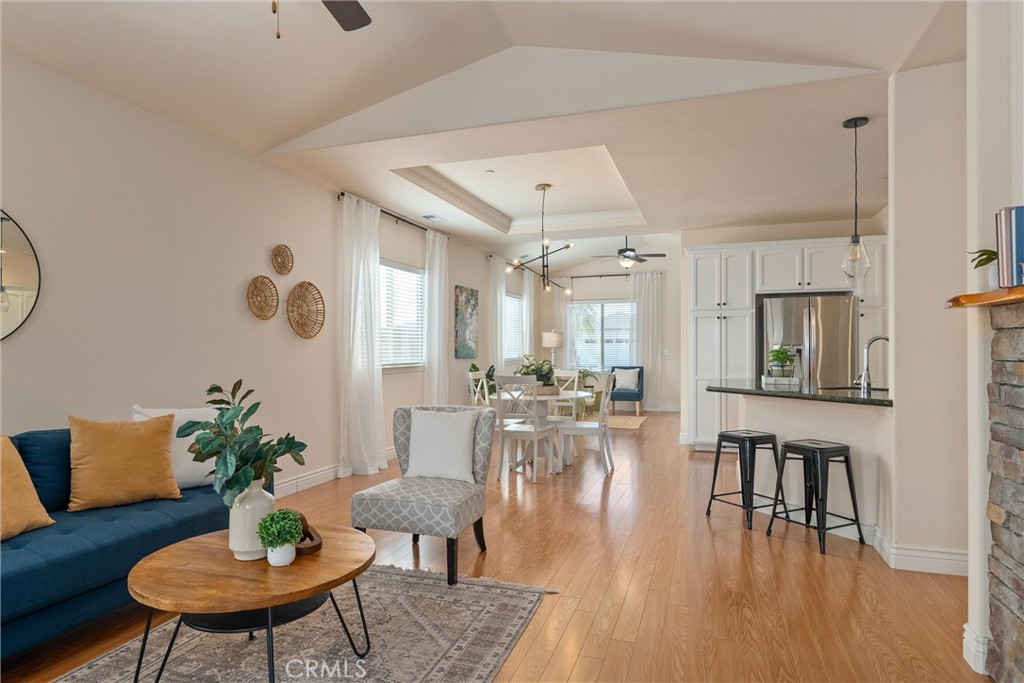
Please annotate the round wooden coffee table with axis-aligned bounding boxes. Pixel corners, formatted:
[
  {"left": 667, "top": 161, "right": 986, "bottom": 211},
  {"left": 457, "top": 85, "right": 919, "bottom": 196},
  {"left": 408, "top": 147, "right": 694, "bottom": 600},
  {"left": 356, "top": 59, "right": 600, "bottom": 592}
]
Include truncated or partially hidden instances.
[{"left": 127, "top": 525, "right": 375, "bottom": 683}]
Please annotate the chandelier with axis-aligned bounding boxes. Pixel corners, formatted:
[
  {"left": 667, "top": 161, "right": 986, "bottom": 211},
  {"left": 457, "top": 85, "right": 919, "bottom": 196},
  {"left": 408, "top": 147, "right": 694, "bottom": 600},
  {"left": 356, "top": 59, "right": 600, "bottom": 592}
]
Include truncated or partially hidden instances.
[{"left": 507, "top": 183, "right": 573, "bottom": 295}]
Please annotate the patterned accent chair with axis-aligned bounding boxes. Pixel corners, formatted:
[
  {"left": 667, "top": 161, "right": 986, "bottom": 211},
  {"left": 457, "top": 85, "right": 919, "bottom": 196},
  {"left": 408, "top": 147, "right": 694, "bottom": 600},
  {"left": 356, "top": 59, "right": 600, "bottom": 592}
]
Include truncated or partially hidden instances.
[{"left": 350, "top": 406, "right": 497, "bottom": 585}]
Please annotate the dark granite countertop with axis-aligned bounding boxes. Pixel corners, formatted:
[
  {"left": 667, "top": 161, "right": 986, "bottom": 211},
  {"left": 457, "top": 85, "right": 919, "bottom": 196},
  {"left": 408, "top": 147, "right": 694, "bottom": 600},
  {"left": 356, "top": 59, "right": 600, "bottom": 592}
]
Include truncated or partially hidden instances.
[{"left": 706, "top": 380, "right": 894, "bottom": 407}]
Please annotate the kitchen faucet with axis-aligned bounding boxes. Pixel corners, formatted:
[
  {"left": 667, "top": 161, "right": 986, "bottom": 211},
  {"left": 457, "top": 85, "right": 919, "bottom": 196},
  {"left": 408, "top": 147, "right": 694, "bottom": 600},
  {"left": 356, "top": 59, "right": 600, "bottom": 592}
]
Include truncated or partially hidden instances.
[{"left": 856, "top": 335, "right": 889, "bottom": 395}]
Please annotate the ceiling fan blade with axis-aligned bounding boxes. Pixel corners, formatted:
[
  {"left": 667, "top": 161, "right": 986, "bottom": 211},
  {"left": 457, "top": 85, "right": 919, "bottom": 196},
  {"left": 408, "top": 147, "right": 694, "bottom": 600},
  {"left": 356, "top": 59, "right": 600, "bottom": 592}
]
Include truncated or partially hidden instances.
[
  {"left": 633, "top": 256, "right": 648, "bottom": 263},
  {"left": 591, "top": 255, "right": 619, "bottom": 258},
  {"left": 322, "top": 1, "right": 372, "bottom": 31},
  {"left": 635, "top": 253, "right": 667, "bottom": 258}
]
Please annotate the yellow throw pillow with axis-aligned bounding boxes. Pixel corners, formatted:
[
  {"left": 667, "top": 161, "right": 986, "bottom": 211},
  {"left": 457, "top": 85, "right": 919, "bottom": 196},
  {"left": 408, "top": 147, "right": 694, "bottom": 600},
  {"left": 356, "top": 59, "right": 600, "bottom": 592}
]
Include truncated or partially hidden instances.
[
  {"left": 1, "top": 435, "right": 55, "bottom": 540},
  {"left": 68, "top": 415, "right": 181, "bottom": 512}
]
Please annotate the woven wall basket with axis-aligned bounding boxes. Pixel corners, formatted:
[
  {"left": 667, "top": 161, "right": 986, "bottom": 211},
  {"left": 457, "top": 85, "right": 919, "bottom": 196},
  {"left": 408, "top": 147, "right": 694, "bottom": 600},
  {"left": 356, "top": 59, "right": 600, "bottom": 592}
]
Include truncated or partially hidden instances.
[
  {"left": 246, "top": 275, "right": 279, "bottom": 320},
  {"left": 287, "top": 281, "right": 325, "bottom": 339},
  {"left": 271, "top": 244, "right": 294, "bottom": 275}
]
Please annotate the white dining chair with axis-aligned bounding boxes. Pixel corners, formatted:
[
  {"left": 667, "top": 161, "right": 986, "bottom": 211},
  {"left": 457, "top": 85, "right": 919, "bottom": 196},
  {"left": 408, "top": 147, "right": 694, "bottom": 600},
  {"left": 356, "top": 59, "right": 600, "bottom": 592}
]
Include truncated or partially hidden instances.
[
  {"left": 556, "top": 372, "right": 615, "bottom": 476},
  {"left": 467, "top": 370, "right": 489, "bottom": 407},
  {"left": 548, "top": 370, "right": 580, "bottom": 424},
  {"left": 493, "top": 374, "right": 559, "bottom": 482}
]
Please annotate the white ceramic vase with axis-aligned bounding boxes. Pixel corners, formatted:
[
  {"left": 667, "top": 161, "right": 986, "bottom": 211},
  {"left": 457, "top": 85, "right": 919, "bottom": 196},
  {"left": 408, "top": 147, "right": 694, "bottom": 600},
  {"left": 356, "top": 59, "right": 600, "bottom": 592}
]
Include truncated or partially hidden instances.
[
  {"left": 267, "top": 544, "right": 296, "bottom": 567},
  {"left": 229, "top": 479, "right": 275, "bottom": 561}
]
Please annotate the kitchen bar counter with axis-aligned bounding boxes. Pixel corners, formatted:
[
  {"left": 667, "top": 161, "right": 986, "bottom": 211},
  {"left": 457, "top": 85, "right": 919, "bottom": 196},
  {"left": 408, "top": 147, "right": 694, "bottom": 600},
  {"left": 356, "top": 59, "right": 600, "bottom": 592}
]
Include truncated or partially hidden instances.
[{"left": 707, "top": 380, "right": 894, "bottom": 407}]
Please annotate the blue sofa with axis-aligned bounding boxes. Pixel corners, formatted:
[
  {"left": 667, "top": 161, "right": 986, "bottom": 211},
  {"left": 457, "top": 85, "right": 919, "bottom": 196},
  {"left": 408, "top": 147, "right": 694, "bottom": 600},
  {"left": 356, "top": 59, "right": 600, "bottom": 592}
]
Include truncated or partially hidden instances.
[{"left": 1, "top": 428, "right": 230, "bottom": 659}]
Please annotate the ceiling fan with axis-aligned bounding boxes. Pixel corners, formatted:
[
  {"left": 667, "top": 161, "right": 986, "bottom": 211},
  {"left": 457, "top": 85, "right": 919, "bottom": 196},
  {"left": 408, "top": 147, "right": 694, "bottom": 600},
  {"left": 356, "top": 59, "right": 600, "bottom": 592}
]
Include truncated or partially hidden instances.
[
  {"left": 592, "top": 236, "right": 667, "bottom": 269},
  {"left": 272, "top": 1, "right": 371, "bottom": 38},
  {"left": 321, "top": 1, "right": 372, "bottom": 31}
]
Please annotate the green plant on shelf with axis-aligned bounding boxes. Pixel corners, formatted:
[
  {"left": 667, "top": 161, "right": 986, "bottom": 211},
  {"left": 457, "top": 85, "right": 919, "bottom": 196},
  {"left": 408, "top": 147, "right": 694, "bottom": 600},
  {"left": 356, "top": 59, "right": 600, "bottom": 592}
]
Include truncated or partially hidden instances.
[{"left": 968, "top": 248, "right": 998, "bottom": 269}]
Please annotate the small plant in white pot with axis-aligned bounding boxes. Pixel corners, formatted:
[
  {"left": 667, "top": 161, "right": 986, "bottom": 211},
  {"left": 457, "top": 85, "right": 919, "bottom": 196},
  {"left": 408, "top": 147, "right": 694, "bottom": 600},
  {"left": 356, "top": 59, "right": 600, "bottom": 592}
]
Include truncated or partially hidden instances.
[{"left": 257, "top": 508, "right": 304, "bottom": 567}]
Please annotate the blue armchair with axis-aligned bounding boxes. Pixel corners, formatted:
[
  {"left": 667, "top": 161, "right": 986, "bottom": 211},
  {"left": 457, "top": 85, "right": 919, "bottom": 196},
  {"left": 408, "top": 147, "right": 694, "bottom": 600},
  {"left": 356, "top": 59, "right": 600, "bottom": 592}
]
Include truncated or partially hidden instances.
[{"left": 609, "top": 366, "right": 644, "bottom": 416}]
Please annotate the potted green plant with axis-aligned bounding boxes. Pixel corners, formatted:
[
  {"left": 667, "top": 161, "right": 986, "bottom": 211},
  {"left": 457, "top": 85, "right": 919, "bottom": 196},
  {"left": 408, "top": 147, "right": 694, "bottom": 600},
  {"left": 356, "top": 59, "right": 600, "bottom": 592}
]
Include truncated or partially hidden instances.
[
  {"left": 968, "top": 248, "right": 1000, "bottom": 289},
  {"left": 516, "top": 354, "right": 558, "bottom": 394},
  {"left": 257, "top": 508, "right": 304, "bottom": 567},
  {"left": 177, "top": 380, "right": 307, "bottom": 561},
  {"left": 768, "top": 347, "right": 796, "bottom": 377},
  {"left": 469, "top": 362, "right": 496, "bottom": 397}
]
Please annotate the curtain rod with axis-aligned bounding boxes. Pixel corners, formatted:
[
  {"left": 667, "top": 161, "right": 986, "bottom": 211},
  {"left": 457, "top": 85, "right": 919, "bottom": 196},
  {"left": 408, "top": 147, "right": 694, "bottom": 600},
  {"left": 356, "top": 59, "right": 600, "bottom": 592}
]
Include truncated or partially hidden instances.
[{"left": 337, "top": 192, "right": 428, "bottom": 233}]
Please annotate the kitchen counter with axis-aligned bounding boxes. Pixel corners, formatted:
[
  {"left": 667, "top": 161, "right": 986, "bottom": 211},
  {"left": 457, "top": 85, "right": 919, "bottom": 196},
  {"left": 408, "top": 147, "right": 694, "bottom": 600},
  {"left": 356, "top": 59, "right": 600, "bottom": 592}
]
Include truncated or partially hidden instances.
[{"left": 706, "top": 380, "right": 894, "bottom": 407}]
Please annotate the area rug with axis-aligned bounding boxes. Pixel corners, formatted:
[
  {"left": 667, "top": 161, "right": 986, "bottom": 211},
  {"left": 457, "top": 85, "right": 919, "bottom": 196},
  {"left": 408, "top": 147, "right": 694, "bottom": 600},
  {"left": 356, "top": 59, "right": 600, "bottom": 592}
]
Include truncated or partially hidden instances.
[
  {"left": 58, "top": 566, "right": 547, "bottom": 683},
  {"left": 608, "top": 415, "right": 647, "bottom": 429}
]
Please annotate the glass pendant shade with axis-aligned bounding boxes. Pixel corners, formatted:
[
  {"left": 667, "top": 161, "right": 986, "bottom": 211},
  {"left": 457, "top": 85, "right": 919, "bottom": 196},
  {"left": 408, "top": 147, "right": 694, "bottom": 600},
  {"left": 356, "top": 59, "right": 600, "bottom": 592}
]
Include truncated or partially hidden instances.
[
  {"left": 619, "top": 256, "right": 636, "bottom": 269},
  {"left": 841, "top": 235, "right": 870, "bottom": 279}
]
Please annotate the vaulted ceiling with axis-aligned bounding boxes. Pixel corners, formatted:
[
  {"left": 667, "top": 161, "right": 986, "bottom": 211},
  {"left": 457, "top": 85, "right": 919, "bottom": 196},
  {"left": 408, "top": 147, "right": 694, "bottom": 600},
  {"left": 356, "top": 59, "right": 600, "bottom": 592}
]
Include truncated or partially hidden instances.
[{"left": 2, "top": 1, "right": 965, "bottom": 267}]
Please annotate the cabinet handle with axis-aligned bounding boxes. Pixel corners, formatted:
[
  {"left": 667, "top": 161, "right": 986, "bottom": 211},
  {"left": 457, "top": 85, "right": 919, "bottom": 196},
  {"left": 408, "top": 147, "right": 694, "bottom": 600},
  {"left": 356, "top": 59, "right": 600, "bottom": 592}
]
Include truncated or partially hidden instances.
[
  {"left": 860, "top": 298, "right": 864, "bottom": 303},
  {"left": 807, "top": 282, "right": 811, "bottom": 286},
  {"left": 722, "top": 301, "right": 727, "bottom": 306},
  {"left": 860, "top": 313, "right": 864, "bottom": 318}
]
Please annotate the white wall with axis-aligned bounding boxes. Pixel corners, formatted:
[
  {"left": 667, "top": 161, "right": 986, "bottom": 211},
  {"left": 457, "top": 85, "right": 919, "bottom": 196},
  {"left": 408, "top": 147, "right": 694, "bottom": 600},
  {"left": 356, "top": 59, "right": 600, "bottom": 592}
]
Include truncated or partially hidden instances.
[
  {"left": 1, "top": 55, "right": 338, "bottom": 483},
  {"left": 889, "top": 62, "right": 968, "bottom": 556},
  {"left": 964, "top": 1, "right": 1024, "bottom": 671}
]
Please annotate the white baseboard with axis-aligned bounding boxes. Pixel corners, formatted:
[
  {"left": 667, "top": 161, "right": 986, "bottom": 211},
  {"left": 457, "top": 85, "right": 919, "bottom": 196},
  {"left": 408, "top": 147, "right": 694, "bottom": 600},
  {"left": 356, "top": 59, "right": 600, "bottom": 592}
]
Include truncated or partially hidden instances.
[
  {"left": 754, "top": 506, "right": 968, "bottom": 576},
  {"left": 655, "top": 403, "right": 680, "bottom": 412},
  {"left": 336, "top": 448, "right": 397, "bottom": 479},
  {"left": 273, "top": 465, "right": 339, "bottom": 497},
  {"left": 872, "top": 527, "right": 968, "bottom": 575},
  {"left": 962, "top": 623, "right": 990, "bottom": 674}
]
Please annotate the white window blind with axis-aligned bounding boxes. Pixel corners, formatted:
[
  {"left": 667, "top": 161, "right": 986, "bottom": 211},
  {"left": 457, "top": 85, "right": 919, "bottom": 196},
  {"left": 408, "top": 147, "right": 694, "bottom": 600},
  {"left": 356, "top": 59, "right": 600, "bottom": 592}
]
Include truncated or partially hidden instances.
[
  {"left": 571, "top": 300, "right": 635, "bottom": 370},
  {"left": 503, "top": 293, "right": 523, "bottom": 362},
  {"left": 378, "top": 261, "right": 425, "bottom": 366}
]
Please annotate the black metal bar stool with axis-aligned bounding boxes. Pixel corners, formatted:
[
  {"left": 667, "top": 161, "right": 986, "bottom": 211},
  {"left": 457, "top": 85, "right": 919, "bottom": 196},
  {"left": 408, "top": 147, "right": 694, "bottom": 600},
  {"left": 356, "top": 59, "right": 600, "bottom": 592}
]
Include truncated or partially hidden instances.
[
  {"left": 705, "top": 429, "right": 789, "bottom": 529},
  {"left": 766, "top": 439, "right": 866, "bottom": 554}
]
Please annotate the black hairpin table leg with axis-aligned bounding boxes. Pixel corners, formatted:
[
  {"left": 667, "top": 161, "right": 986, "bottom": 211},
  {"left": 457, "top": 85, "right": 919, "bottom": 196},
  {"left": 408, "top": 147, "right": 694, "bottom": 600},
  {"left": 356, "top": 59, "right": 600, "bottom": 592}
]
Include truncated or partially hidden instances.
[
  {"left": 153, "top": 618, "right": 182, "bottom": 683},
  {"left": 267, "top": 607, "right": 276, "bottom": 683},
  {"left": 134, "top": 608, "right": 154, "bottom": 683},
  {"left": 328, "top": 579, "right": 371, "bottom": 658}
]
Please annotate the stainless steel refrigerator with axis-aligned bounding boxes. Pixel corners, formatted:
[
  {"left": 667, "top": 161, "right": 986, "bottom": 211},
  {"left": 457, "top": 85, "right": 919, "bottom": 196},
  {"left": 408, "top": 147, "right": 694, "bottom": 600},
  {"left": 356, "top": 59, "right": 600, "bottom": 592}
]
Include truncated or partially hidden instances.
[{"left": 756, "top": 293, "right": 858, "bottom": 391}]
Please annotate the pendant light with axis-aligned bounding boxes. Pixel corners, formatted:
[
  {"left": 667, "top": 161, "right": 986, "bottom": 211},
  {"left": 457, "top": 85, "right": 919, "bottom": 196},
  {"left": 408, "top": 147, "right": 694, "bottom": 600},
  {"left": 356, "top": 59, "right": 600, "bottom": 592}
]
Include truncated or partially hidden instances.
[
  {"left": 508, "top": 183, "right": 574, "bottom": 295},
  {"left": 841, "top": 116, "right": 870, "bottom": 280}
]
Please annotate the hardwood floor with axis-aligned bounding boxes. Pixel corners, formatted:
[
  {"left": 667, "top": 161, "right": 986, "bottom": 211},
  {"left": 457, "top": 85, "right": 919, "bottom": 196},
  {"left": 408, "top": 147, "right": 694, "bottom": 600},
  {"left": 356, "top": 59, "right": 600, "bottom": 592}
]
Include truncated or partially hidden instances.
[{"left": 3, "top": 412, "right": 985, "bottom": 682}]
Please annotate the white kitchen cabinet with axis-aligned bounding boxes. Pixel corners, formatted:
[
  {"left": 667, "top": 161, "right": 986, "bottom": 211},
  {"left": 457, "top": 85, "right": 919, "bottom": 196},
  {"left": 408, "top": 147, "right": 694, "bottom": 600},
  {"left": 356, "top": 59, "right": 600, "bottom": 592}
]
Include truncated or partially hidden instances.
[
  {"left": 689, "top": 308, "right": 753, "bottom": 448},
  {"left": 755, "top": 247, "right": 803, "bottom": 292},
  {"left": 803, "top": 243, "right": 855, "bottom": 291},
  {"left": 858, "top": 306, "right": 888, "bottom": 388},
  {"left": 756, "top": 241, "right": 855, "bottom": 293},
  {"left": 853, "top": 238, "right": 886, "bottom": 307},
  {"left": 690, "top": 248, "right": 752, "bottom": 311}
]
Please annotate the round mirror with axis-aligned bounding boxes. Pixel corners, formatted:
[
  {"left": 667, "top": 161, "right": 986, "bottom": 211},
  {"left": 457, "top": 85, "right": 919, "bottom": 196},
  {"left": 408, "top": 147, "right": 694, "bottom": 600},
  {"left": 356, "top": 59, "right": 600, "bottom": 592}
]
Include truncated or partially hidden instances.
[{"left": 1, "top": 210, "right": 41, "bottom": 340}]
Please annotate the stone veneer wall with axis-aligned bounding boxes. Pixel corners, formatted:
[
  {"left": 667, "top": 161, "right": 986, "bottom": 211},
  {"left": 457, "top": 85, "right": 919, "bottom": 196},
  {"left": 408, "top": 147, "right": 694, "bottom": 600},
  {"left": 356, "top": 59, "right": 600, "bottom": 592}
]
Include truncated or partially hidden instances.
[{"left": 987, "top": 302, "right": 1024, "bottom": 681}]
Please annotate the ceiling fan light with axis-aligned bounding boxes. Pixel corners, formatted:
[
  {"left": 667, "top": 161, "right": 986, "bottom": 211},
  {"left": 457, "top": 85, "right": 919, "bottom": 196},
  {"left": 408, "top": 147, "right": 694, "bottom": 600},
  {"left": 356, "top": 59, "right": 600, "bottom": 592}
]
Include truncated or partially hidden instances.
[{"left": 619, "top": 256, "right": 636, "bottom": 269}]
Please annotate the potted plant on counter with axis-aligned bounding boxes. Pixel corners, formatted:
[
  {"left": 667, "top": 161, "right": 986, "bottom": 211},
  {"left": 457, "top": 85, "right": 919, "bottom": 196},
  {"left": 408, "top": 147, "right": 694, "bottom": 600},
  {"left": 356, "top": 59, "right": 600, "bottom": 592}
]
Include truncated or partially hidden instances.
[
  {"left": 258, "top": 508, "right": 305, "bottom": 567},
  {"left": 768, "top": 347, "right": 796, "bottom": 377},
  {"left": 177, "top": 380, "right": 307, "bottom": 561}
]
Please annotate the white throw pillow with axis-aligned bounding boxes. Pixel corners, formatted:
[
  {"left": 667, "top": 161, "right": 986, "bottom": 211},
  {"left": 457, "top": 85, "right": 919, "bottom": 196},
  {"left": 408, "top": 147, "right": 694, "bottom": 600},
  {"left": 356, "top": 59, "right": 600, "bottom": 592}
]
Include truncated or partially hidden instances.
[
  {"left": 614, "top": 368, "right": 640, "bottom": 391},
  {"left": 132, "top": 405, "right": 218, "bottom": 489},
  {"left": 405, "top": 408, "right": 477, "bottom": 484}
]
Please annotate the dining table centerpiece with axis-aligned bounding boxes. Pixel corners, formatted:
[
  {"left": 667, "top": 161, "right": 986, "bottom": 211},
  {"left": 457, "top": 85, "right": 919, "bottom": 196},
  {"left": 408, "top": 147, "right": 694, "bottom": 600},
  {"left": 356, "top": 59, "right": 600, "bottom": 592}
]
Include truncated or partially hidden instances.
[{"left": 516, "top": 354, "right": 559, "bottom": 395}]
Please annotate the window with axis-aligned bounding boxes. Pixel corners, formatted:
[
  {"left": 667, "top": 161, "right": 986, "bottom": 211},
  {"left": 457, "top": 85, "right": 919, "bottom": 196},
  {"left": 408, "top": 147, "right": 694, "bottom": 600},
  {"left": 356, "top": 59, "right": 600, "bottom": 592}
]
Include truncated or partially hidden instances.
[
  {"left": 503, "top": 293, "right": 523, "bottom": 363},
  {"left": 378, "top": 261, "right": 425, "bottom": 366},
  {"left": 571, "top": 300, "right": 635, "bottom": 370}
]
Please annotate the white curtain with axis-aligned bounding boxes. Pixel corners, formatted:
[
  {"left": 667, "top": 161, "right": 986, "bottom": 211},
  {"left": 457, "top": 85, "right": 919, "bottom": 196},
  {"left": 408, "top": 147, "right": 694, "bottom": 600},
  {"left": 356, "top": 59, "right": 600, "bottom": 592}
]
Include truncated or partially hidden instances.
[
  {"left": 337, "top": 194, "right": 387, "bottom": 475},
  {"left": 424, "top": 230, "right": 449, "bottom": 404},
  {"left": 553, "top": 277, "right": 573, "bottom": 368},
  {"left": 488, "top": 256, "right": 506, "bottom": 373},
  {"left": 631, "top": 272, "right": 662, "bottom": 412},
  {"left": 522, "top": 270, "right": 535, "bottom": 357}
]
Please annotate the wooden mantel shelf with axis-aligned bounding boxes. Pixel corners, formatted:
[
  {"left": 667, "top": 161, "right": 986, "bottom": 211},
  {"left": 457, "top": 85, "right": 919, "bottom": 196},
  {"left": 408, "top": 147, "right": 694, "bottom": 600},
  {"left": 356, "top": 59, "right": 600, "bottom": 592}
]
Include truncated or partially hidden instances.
[{"left": 945, "top": 285, "right": 1024, "bottom": 309}]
